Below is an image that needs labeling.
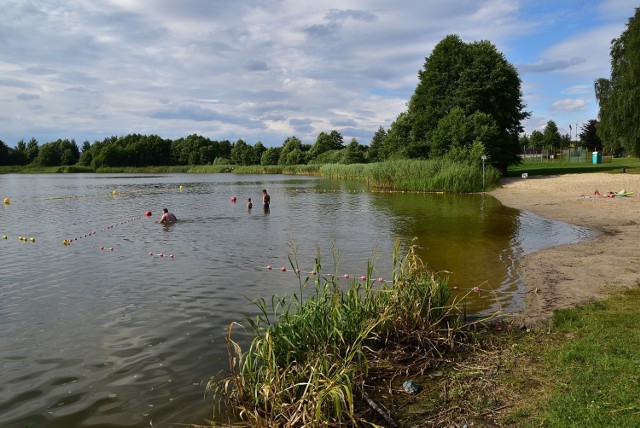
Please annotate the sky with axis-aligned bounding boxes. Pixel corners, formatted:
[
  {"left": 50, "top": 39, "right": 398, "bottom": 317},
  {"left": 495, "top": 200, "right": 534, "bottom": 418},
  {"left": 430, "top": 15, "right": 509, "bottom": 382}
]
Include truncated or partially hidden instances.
[{"left": 0, "top": 0, "right": 636, "bottom": 148}]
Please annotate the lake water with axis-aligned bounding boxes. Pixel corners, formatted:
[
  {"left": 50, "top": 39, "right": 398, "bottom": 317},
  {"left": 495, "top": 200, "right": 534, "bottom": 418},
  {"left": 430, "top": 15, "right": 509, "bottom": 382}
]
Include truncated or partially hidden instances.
[{"left": 0, "top": 174, "right": 593, "bottom": 427}]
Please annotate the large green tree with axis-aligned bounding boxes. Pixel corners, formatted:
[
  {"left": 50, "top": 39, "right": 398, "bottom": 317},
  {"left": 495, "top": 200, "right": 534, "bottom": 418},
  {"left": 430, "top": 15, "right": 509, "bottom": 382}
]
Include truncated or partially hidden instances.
[
  {"left": 595, "top": 8, "right": 640, "bottom": 155},
  {"left": 579, "top": 119, "right": 603, "bottom": 151},
  {"left": 391, "top": 34, "right": 529, "bottom": 171},
  {"left": 367, "top": 126, "right": 387, "bottom": 162},
  {"left": 542, "top": 120, "right": 561, "bottom": 150},
  {"left": 307, "top": 130, "right": 344, "bottom": 161}
]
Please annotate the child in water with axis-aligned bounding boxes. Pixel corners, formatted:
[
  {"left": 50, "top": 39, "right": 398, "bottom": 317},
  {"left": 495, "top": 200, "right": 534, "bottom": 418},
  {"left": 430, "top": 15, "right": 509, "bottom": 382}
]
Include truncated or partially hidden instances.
[{"left": 247, "top": 198, "right": 253, "bottom": 209}]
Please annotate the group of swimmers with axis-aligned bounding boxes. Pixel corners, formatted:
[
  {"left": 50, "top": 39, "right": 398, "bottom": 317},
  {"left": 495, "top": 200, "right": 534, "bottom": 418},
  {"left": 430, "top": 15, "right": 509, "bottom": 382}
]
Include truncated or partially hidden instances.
[
  {"left": 246, "top": 189, "right": 271, "bottom": 210},
  {"left": 158, "top": 189, "right": 271, "bottom": 224}
]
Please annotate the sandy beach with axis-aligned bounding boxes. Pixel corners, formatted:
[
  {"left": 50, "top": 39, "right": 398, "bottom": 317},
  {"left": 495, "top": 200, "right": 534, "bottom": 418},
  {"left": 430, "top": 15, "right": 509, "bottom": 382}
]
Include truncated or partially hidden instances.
[{"left": 490, "top": 172, "right": 640, "bottom": 327}]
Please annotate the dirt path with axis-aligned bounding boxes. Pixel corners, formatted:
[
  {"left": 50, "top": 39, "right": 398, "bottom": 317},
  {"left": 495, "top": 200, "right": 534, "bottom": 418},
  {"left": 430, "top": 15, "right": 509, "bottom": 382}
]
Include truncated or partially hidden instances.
[{"left": 490, "top": 172, "right": 640, "bottom": 326}]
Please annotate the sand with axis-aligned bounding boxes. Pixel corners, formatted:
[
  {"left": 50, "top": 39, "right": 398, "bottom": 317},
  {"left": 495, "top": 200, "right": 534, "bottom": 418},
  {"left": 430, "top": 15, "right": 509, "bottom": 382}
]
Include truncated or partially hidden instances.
[{"left": 490, "top": 172, "right": 640, "bottom": 327}]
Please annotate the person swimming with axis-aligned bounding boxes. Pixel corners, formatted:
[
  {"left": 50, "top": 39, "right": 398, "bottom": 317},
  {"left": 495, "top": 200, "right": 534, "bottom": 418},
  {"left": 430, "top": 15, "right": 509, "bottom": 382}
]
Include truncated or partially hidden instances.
[
  {"left": 159, "top": 208, "right": 177, "bottom": 224},
  {"left": 262, "top": 189, "right": 270, "bottom": 210}
]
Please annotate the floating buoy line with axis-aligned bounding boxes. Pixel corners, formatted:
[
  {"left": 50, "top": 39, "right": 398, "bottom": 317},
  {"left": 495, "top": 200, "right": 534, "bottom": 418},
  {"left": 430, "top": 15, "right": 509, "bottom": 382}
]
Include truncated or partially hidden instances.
[{"left": 259, "top": 265, "right": 525, "bottom": 295}]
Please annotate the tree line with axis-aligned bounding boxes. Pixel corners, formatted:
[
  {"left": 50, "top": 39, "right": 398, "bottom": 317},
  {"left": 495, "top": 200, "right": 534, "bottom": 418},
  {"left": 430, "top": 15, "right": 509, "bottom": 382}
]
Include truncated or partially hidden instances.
[{"left": 519, "top": 119, "right": 602, "bottom": 153}]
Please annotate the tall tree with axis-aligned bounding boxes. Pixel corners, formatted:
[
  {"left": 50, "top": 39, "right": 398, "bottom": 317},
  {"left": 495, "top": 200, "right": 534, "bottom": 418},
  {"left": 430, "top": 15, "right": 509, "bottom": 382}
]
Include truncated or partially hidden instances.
[
  {"left": 26, "top": 138, "right": 39, "bottom": 163},
  {"left": 542, "top": 120, "right": 561, "bottom": 150},
  {"left": 0, "top": 140, "right": 8, "bottom": 165},
  {"left": 367, "top": 126, "right": 387, "bottom": 162},
  {"left": 595, "top": 8, "right": 640, "bottom": 155},
  {"left": 278, "top": 136, "right": 303, "bottom": 165},
  {"left": 393, "top": 34, "right": 529, "bottom": 171},
  {"left": 342, "top": 138, "right": 366, "bottom": 164},
  {"left": 307, "top": 130, "right": 344, "bottom": 161},
  {"left": 529, "top": 130, "right": 544, "bottom": 150},
  {"left": 579, "top": 119, "right": 603, "bottom": 151}
]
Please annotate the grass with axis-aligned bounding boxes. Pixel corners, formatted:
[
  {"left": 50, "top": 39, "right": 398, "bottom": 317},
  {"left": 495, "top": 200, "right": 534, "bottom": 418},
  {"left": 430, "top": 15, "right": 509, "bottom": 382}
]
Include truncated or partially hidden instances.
[
  {"left": 507, "top": 156, "right": 640, "bottom": 176},
  {"left": 208, "top": 240, "right": 480, "bottom": 427},
  {"left": 319, "top": 159, "right": 501, "bottom": 192},
  {"left": 377, "top": 284, "right": 640, "bottom": 427}
]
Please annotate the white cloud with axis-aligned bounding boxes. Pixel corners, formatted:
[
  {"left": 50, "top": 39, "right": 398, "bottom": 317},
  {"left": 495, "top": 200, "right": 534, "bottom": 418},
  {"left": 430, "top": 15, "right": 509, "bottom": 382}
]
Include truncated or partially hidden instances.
[
  {"left": 0, "top": 0, "right": 636, "bottom": 147},
  {"left": 551, "top": 98, "right": 588, "bottom": 111}
]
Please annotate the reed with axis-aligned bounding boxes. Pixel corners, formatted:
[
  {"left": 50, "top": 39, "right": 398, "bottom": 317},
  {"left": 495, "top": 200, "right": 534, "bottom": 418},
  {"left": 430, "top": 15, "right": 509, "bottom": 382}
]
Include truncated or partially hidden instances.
[
  {"left": 95, "top": 165, "right": 192, "bottom": 173},
  {"left": 231, "top": 164, "right": 323, "bottom": 175},
  {"left": 57, "top": 165, "right": 95, "bottom": 173},
  {"left": 319, "top": 159, "right": 501, "bottom": 192},
  {"left": 209, "top": 240, "right": 470, "bottom": 427}
]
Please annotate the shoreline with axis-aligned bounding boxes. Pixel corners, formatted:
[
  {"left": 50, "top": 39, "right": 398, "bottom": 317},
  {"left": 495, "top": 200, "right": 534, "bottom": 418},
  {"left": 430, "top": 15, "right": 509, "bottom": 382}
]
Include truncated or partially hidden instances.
[{"left": 490, "top": 172, "right": 640, "bottom": 327}]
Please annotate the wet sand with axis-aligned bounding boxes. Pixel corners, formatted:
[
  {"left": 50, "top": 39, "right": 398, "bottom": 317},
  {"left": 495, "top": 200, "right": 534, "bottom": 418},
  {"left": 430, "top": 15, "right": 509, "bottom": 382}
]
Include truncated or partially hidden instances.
[{"left": 490, "top": 172, "right": 640, "bottom": 326}]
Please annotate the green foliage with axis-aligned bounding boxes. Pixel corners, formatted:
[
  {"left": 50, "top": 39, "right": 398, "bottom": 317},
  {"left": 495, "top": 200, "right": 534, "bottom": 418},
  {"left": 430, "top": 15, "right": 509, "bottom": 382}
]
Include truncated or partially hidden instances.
[
  {"left": 529, "top": 130, "right": 544, "bottom": 149},
  {"left": 367, "top": 126, "right": 387, "bottom": 162},
  {"left": 341, "top": 138, "right": 366, "bottom": 164},
  {"left": 388, "top": 34, "right": 528, "bottom": 169},
  {"left": 230, "top": 138, "right": 255, "bottom": 165},
  {"left": 542, "top": 120, "right": 561, "bottom": 149},
  {"left": 259, "top": 146, "right": 279, "bottom": 165},
  {"left": 309, "top": 149, "right": 343, "bottom": 165},
  {"left": 278, "top": 136, "right": 305, "bottom": 165},
  {"left": 307, "top": 130, "right": 344, "bottom": 162},
  {"left": 319, "top": 158, "right": 500, "bottom": 192},
  {"left": 596, "top": 8, "right": 640, "bottom": 155},
  {"left": 0, "top": 140, "right": 9, "bottom": 165},
  {"left": 35, "top": 139, "right": 79, "bottom": 167},
  {"left": 428, "top": 107, "right": 496, "bottom": 162},
  {"left": 579, "top": 119, "right": 603, "bottom": 151},
  {"left": 211, "top": 241, "right": 465, "bottom": 427}
]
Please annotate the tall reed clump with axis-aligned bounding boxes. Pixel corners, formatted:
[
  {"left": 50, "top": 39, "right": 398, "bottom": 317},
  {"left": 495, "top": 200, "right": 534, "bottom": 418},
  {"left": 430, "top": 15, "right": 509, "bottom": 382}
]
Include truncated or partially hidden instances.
[
  {"left": 319, "top": 159, "right": 501, "bottom": 193},
  {"left": 231, "top": 164, "right": 323, "bottom": 175},
  {"left": 209, "top": 240, "right": 469, "bottom": 427}
]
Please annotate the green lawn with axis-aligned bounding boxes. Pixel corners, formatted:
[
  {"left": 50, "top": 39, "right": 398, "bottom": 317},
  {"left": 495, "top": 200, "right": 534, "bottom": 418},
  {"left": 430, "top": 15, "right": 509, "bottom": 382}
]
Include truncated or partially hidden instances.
[
  {"left": 507, "top": 156, "right": 640, "bottom": 177},
  {"left": 392, "top": 286, "right": 640, "bottom": 427}
]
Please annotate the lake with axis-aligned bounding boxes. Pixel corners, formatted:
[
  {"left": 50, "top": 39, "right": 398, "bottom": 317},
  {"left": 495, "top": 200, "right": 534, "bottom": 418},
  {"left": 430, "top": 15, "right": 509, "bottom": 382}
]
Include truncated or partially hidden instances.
[{"left": 0, "top": 173, "right": 592, "bottom": 427}]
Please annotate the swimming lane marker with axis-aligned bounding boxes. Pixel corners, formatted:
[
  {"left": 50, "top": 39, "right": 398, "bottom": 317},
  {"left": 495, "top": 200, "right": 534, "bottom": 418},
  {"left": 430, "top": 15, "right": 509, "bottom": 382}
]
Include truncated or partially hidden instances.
[{"left": 261, "top": 265, "right": 388, "bottom": 283}]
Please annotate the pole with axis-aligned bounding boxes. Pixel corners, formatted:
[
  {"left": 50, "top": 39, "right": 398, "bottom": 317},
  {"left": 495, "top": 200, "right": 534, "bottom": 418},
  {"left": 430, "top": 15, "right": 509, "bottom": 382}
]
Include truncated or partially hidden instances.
[{"left": 481, "top": 155, "right": 487, "bottom": 189}]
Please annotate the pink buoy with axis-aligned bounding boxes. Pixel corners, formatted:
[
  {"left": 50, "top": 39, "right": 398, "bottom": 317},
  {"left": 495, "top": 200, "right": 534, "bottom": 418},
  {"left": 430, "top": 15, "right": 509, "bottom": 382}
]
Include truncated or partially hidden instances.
[
  {"left": 295, "top": 268, "right": 301, "bottom": 273},
  {"left": 266, "top": 265, "right": 272, "bottom": 270},
  {"left": 231, "top": 196, "right": 237, "bottom": 203},
  {"left": 149, "top": 252, "right": 153, "bottom": 256},
  {"left": 377, "top": 277, "right": 384, "bottom": 283},
  {"left": 159, "top": 253, "right": 163, "bottom": 257},
  {"left": 360, "top": 275, "right": 367, "bottom": 281},
  {"left": 145, "top": 210, "right": 152, "bottom": 217},
  {"left": 343, "top": 274, "right": 350, "bottom": 279},
  {"left": 100, "top": 246, "right": 104, "bottom": 250},
  {"left": 169, "top": 254, "right": 174, "bottom": 258},
  {"left": 109, "top": 247, "right": 113, "bottom": 251},
  {"left": 281, "top": 266, "right": 286, "bottom": 272}
]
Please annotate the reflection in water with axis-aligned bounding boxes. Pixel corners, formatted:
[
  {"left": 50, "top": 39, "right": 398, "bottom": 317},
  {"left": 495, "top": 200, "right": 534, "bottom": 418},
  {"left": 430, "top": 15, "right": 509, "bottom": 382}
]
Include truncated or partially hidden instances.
[
  {"left": 0, "top": 174, "right": 593, "bottom": 427},
  {"left": 371, "top": 192, "right": 593, "bottom": 315}
]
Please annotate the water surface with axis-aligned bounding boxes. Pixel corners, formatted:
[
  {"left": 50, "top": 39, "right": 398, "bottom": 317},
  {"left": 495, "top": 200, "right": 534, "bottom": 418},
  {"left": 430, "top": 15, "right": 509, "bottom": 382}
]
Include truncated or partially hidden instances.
[{"left": 0, "top": 174, "right": 592, "bottom": 427}]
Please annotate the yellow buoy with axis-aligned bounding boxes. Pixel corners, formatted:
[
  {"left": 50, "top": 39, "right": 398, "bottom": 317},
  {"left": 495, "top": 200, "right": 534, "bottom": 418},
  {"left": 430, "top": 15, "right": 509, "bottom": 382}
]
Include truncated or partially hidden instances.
[
  {"left": 30, "top": 237, "right": 35, "bottom": 242},
  {"left": 2, "top": 235, "right": 7, "bottom": 240},
  {"left": 179, "top": 185, "right": 183, "bottom": 191},
  {"left": 3, "top": 197, "right": 9, "bottom": 205},
  {"left": 112, "top": 190, "right": 117, "bottom": 196}
]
